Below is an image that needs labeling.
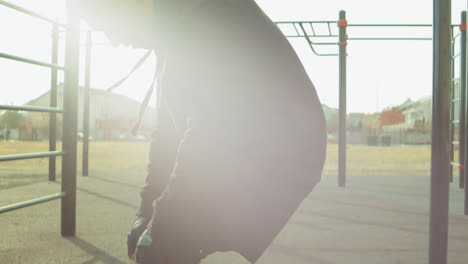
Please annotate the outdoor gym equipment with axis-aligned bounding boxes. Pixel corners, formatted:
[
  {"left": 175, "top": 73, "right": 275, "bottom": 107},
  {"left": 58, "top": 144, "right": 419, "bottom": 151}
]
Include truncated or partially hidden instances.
[
  {"left": 0, "top": 2, "right": 464, "bottom": 264},
  {"left": 277, "top": 6, "right": 464, "bottom": 264},
  {"left": 0, "top": 0, "right": 80, "bottom": 236}
]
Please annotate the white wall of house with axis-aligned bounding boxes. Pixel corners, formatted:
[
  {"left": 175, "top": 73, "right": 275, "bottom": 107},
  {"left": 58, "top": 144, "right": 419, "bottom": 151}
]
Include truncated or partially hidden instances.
[{"left": 25, "top": 85, "right": 156, "bottom": 139}]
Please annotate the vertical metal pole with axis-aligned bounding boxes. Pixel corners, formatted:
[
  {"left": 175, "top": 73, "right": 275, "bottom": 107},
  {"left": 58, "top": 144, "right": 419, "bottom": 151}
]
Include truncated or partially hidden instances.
[
  {"left": 463, "top": 12, "right": 468, "bottom": 216},
  {"left": 61, "top": 5, "right": 80, "bottom": 237},
  {"left": 82, "top": 31, "right": 91, "bottom": 177},
  {"left": 460, "top": 11, "right": 467, "bottom": 190},
  {"left": 449, "top": 26, "right": 455, "bottom": 183},
  {"left": 338, "top": 10, "right": 347, "bottom": 187},
  {"left": 429, "top": 0, "right": 451, "bottom": 263},
  {"left": 49, "top": 22, "right": 59, "bottom": 182}
]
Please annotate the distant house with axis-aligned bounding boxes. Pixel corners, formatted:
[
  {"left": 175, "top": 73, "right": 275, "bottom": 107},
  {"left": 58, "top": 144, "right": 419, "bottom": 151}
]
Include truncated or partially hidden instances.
[
  {"left": 382, "top": 97, "right": 432, "bottom": 132},
  {"left": 24, "top": 85, "right": 156, "bottom": 140},
  {"left": 378, "top": 97, "right": 432, "bottom": 145}
]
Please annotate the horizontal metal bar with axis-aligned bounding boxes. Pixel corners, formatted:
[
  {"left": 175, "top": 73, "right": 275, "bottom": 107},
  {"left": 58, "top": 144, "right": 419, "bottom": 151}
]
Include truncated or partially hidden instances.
[
  {"left": 453, "top": 141, "right": 460, "bottom": 145},
  {"left": 276, "top": 21, "right": 336, "bottom": 25},
  {"left": 277, "top": 23, "right": 461, "bottom": 28},
  {"left": 310, "top": 42, "right": 338, "bottom": 46},
  {"left": 317, "top": 54, "right": 339, "bottom": 57},
  {"left": 0, "top": 193, "right": 65, "bottom": 214},
  {"left": 348, "top": 24, "right": 433, "bottom": 27},
  {"left": 0, "top": 151, "right": 64, "bottom": 162},
  {"left": 453, "top": 98, "right": 461, "bottom": 102},
  {"left": 283, "top": 35, "right": 339, "bottom": 38},
  {"left": 0, "top": 105, "right": 64, "bottom": 113},
  {"left": 451, "top": 162, "right": 464, "bottom": 168},
  {"left": 0, "top": 52, "right": 66, "bottom": 70},
  {"left": 348, "top": 37, "right": 432, "bottom": 41},
  {"left": 452, "top": 120, "right": 460, "bottom": 124},
  {"left": 0, "top": 1, "right": 66, "bottom": 27}
]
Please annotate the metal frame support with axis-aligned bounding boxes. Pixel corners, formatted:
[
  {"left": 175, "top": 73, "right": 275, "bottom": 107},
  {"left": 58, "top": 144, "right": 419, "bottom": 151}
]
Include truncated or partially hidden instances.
[
  {"left": 61, "top": 4, "right": 80, "bottom": 237},
  {"left": 0, "top": 105, "right": 63, "bottom": 113},
  {"left": 462, "top": 12, "right": 468, "bottom": 216},
  {"left": 0, "top": 0, "right": 80, "bottom": 236},
  {"left": 0, "top": 193, "right": 65, "bottom": 214},
  {"left": 0, "top": 52, "right": 65, "bottom": 70},
  {"left": 449, "top": 26, "right": 455, "bottom": 183},
  {"left": 83, "top": 31, "right": 91, "bottom": 177},
  {"left": 49, "top": 22, "right": 59, "bottom": 181},
  {"left": 460, "top": 12, "right": 467, "bottom": 189},
  {"left": 338, "top": 10, "right": 347, "bottom": 187},
  {"left": 0, "top": 0, "right": 67, "bottom": 27},
  {"left": 429, "top": 0, "right": 451, "bottom": 263}
]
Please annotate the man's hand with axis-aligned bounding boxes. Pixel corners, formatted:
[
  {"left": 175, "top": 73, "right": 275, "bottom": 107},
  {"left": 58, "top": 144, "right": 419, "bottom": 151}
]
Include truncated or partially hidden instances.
[
  {"left": 135, "top": 230, "right": 153, "bottom": 264},
  {"left": 127, "top": 217, "right": 149, "bottom": 260}
]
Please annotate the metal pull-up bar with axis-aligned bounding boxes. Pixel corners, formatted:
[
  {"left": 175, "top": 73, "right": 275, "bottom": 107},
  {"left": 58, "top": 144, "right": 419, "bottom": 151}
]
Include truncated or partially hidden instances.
[
  {"left": 276, "top": 21, "right": 339, "bottom": 56},
  {"left": 276, "top": 20, "right": 464, "bottom": 55},
  {"left": 0, "top": 1, "right": 80, "bottom": 237}
]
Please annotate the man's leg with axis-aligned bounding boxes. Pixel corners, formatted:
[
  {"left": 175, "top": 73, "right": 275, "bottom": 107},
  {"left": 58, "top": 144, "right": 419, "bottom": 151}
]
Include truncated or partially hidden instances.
[
  {"left": 128, "top": 100, "right": 180, "bottom": 259},
  {"left": 135, "top": 121, "right": 213, "bottom": 264}
]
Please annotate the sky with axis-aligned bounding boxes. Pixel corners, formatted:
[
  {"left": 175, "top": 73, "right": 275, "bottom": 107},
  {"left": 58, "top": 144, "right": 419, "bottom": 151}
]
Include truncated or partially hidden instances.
[{"left": 0, "top": 0, "right": 467, "bottom": 113}]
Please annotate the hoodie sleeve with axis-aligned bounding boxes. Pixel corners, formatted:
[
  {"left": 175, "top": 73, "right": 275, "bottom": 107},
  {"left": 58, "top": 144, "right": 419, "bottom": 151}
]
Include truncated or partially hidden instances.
[{"left": 137, "top": 98, "right": 179, "bottom": 218}]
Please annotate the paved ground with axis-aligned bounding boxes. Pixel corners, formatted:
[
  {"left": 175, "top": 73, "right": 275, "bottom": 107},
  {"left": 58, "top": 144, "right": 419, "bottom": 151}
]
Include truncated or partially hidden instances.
[{"left": 1, "top": 169, "right": 468, "bottom": 264}]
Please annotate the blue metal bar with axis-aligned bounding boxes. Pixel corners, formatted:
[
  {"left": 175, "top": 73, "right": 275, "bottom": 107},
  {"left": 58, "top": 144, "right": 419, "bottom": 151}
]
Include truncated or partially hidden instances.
[
  {"left": 82, "top": 31, "right": 92, "bottom": 177},
  {"left": 49, "top": 22, "right": 59, "bottom": 182},
  {"left": 276, "top": 20, "right": 336, "bottom": 24},
  {"left": 338, "top": 10, "right": 347, "bottom": 187},
  {"left": 449, "top": 26, "right": 455, "bottom": 183},
  {"left": 61, "top": 2, "right": 80, "bottom": 237},
  {"left": 292, "top": 23, "right": 300, "bottom": 36},
  {"left": 0, "top": 0, "right": 67, "bottom": 27},
  {"left": 309, "top": 23, "right": 316, "bottom": 36},
  {"left": 283, "top": 34, "right": 339, "bottom": 38},
  {"left": 459, "top": 11, "right": 467, "bottom": 190},
  {"left": 429, "top": 0, "right": 451, "bottom": 262},
  {"left": 0, "top": 105, "right": 64, "bottom": 113},
  {"left": 0, "top": 151, "right": 64, "bottom": 162},
  {"left": 0, "top": 52, "right": 66, "bottom": 70},
  {"left": 348, "top": 37, "right": 432, "bottom": 41},
  {"left": 297, "top": 23, "right": 338, "bottom": 56},
  {"left": 348, "top": 24, "right": 433, "bottom": 27},
  {"left": 0, "top": 193, "right": 66, "bottom": 214},
  {"left": 327, "top": 22, "right": 333, "bottom": 35}
]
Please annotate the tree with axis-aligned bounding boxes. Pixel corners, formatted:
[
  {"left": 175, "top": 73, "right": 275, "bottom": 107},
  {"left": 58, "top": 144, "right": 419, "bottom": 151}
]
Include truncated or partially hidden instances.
[
  {"left": 380, "top": 107, "right": 405, "bottom": 126},
  {"left": 0, "top": 111, "right": 25, "bottom": 128},
  {"left": 327, "top": 111, "right": 339, "bottom": 133}
]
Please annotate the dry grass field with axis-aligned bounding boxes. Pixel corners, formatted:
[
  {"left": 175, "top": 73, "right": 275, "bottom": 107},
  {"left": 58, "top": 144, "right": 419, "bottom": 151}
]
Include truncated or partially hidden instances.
[{"left": 0, "top": 141, "right": 435, "bottom": 176}]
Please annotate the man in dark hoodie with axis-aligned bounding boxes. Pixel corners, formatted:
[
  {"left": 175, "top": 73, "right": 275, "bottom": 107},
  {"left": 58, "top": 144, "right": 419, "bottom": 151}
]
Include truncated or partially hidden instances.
[{"left": 77, "top": 0, "right": 327, "bottom": 263}]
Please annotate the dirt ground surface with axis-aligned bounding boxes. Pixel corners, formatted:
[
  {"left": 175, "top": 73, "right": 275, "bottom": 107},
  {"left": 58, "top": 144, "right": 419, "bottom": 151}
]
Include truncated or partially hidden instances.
[{"left": 1, "top": 167, "right": 467, "bottom": 264}]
